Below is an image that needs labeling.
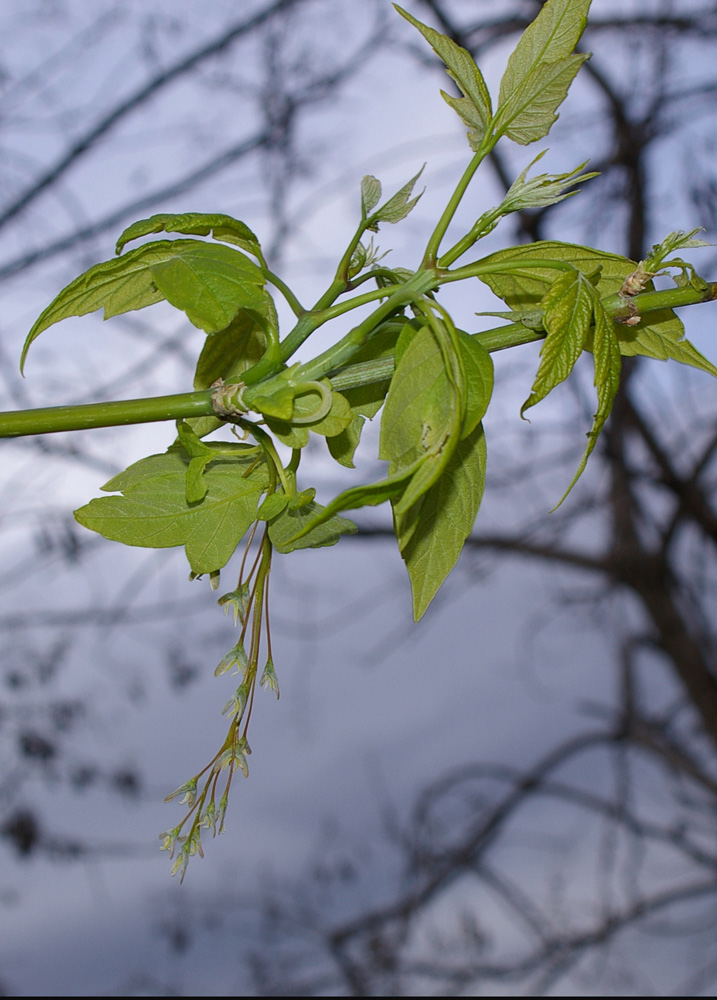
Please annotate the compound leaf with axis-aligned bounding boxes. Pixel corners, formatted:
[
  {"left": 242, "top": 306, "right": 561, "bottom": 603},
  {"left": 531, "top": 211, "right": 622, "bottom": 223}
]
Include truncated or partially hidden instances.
[
  {"left": 75, "top": 448, "right": 268, "bottom": 575},
  {"left": 478, "top": 241, "right": 717, "bottom": 377},
  {"left": 495, "top": 0, "right": 591, "bottom": 144},
  {"left": 615, "top": 311, "right": 717, "bottom": 378},
  {"left": 22, "top": 239, "right": 266, "bottom": 369},
  {"left": 395, "top": 5, "right": 492, "bottom": 149},
  {"left": 521, "top": 269, "right": 592, "bottom": 417}
]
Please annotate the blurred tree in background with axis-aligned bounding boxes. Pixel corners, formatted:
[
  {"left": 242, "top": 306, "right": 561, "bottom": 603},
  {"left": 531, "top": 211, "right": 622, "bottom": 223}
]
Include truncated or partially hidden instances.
[{"left": 2, "top": 0, "right": 717, "bottom": 995}]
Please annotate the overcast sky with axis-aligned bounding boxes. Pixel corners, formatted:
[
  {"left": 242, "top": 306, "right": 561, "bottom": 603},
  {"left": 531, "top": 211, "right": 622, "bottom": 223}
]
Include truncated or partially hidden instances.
[{"left": 1, "top": 1, "right": 716, "bottom": 995}]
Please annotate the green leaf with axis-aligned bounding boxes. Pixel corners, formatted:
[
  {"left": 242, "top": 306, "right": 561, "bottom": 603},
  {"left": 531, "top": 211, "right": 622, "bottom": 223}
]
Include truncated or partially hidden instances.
[
  {"left": 379, "top": 325, "right": 453, "bottom": 471},
  {"left": 372, "top": 168, "right": 424, "bottom": 226},
  {"left": 287, "top": 464, "right": 418, "bottom": 540},
  {"left": 397, "top": 423, "right": 487, "bottom": 620},
  {"left": 495, "top": 0, "right": 591, "bottom": 144},
  {"left": 263, "top": 419, "right": 309, "bottom": 449},
  {"left": 500, "top": 152, "right": 597, "bottom": 212},
  {"left": 147, "top": 240, "right": 265, "bottom": 333},
  {"left": 326, "top": 413, "right": 365, "bottom": 469},
  {"left": 394, "top": 5, "right": 492, "bottom": 150},
  {"left": 361, "top": 175, "right": 382, "bottom": 216},
  {"left": 75, "top": 448, "right": 268, "bottom": 575},
  {"left": 556, "top": 296, "right": 621, "bottom": 504},
  {"left": 477, "top": 241, "right": 717, "bottom": 378},
  {"left": 22, "top": 239, "right": 266, "bottom": 369},
  {"left": 115, "top": 212, "right": 264, "bottom": 263},
  {"left": 256, "top": 491, "right": 289, "bottom": 520},
  {"left": 478, "top": 241, "right": 632, "bottom": 307},
  {"left": 457, "top": 330, "right": 493, "bottom": 438},
  {"left": 186, "top": 457, "right": 211, "bottom": 503},
  {"left": 267, "top": 501, "right": 357, "bottom": 553},
  {"left": 380, "top": 321, "right": 463, "bottom": 515},
  {"left": 193, "top": 312, "right": 268, "bottom": 388},
  {"left": 615, "top": 311, "right": 717, "bottom": 378},
  {"left": 521, "top": 269, "right": 592, "bottom": 418}
]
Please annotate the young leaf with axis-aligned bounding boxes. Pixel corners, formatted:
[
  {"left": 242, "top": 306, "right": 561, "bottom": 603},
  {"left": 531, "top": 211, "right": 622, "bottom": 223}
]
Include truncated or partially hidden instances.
[
  {"left": 267, "top": 501, "right": 357, "bottom": 553},
  {"left": 642, "top": 229, "right": 711, "bottom": 273},
  {"left": 372, "top": 167, "right": 424, "bottom": 226},
  {"left": 556, "top": 295, "right": 621, "bottom": 504},
  {"left": 477, "top": 241, "right": 717, "bottom": 377},
  {"left": 194, "top": 312, "right": 268, "bottom": 389},
  {"left": 22, "top": 239, "right": 266, "bottom": 369},
  {"left": 395, "top": 5, "right": 492, "bottom": 150},
  {"left": 615, "top": 311, "right": 717, "bottom": 378},
  {"left": 286, "top": 463, "right": 419, "bottom": 541},
  {"left": 147, "top": 241, "right": 266, "bottom": 333},
  {"left": 478, "top": 241, "right": 633, "bottom": 307},
  {"left": 500, "top": 153, "right": 597, "bottom": 213},
  {"left": 361, "top": 175, "right": 382, "bottom": 217},
  {"left": 622, "top": 229, "right": 713, "bottom": 295},
  {"left": 115, "top": 212, "right": 264, "bottom": 263},
  {"left": 457, "top": 330, "right": 493, "bottom": 438},
  {"left": 256, "top": 491, "right": 289, "bottom": 521},
  {"left": 397, "top": 422, "right": 488, "bottom": 621},
  {"left": 326, "top": 413, "right": 365, "bottom": 469},
  {"left": 494, "top": 0, "right": 591, "bottom": 144},
  {"left": 75, "top": 449, "right": 269, "bottom": 575},
  {"left": 521, "top": 269, "right": 592, "bottom": 418}
]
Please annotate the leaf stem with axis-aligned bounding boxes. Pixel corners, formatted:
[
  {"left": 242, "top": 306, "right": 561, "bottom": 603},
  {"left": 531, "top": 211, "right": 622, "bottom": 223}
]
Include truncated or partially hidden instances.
[
  {"left": 262, "top": 268, "right": 306, "bottom": 317},
  {"left": 422, "top": 140, "right": 492, "bottom": 267}
]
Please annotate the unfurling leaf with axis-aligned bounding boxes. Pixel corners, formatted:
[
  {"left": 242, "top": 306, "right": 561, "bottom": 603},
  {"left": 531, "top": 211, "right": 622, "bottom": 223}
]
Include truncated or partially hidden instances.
[
  {"left": 371, "top": 168, "right": 425, "bottom": 226},
  {"left": 500, "top": 152, "right": 597, "bottom": 213},
  {"left": 494, "top": 0, "right": 591, "bottom": 145},
  {"left": 360, "top": 175, "right": 382, "bottom": 217},
  {"left": 521, "top": 269, "right": 593, "bottom": 418},
  {"left": 555, "top": 296, "right": 621, "bottom": 505},
  {"left": 395, "top": 6, "right": 492, "bottom": 150}
]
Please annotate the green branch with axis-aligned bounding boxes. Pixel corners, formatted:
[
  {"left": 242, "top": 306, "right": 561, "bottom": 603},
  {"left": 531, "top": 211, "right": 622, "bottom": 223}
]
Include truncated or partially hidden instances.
[
  {"left": 0, "top": 390, "right": 215, "bottom": 438},
  {"left": 3, "top": 281, "right": 714, "bottom": 440}
]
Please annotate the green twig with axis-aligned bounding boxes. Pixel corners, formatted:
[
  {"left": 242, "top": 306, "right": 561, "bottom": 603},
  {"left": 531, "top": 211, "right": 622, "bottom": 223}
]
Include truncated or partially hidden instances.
[{"left": 1, "top": 282, "right": 715, "bottom": 439}]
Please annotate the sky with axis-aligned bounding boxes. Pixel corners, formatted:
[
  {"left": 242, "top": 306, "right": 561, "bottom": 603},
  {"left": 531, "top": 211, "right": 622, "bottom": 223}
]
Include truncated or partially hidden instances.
[{"left": 1, "top": 1, "right": 717, "bottom": 995}]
